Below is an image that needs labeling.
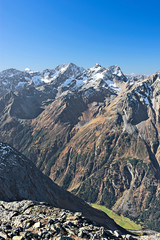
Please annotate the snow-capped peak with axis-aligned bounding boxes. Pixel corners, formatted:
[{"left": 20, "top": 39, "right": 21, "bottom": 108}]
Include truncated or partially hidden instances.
[
  {"left": 155, "top": 70, "right": 160, "bottom": 76},
  {"left": 106, "top": 65, "right": 122, "bottom": 76},
  {"left": 95, "top": 63, "right": 102, "bottom": 68},
  {"left": 41, "top": 63, "right": 83, "bottom": 84},
  {"left": 0, "top": 63, "right": 128, "bottom": 97},
  {"left": 64, "top": 63, "right": 84, "bottom": 76},
  {"left": 24, "top": 68, "right": 31, "bottom": 72}
]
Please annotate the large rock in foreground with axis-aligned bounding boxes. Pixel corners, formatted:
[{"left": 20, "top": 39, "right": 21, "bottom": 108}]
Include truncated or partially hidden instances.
[{"left": 0, "top": 142, "right": 127, "bottom": 234}]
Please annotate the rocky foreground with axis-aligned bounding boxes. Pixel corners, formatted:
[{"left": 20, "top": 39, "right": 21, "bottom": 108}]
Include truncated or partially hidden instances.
[
  {"left": 0, "top": 200, "right": 136, "bottom": 240},
  {"left": 138, "top": 235, "right": 160, "bottom": 240}
]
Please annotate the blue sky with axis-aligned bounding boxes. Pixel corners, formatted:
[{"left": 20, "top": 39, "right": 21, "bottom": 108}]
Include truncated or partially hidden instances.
[{"left": 0, "top": 0, "right": 160, "bottom": 74}]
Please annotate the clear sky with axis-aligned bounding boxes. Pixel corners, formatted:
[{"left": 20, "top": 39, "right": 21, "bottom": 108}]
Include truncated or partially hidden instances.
[{"left": 0, "top": 0, "right": 160, "bottom": 74}]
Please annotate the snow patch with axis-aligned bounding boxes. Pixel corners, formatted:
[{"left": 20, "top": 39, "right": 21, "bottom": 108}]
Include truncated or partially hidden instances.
[
  {"left": 92, "top": 72, "right": 104, "bottom": 80},
  {"left": 25, "top": 77, "right": 30, "bottom": 80},
  {"left": 76, "top": 78, "right": 86, "bottom": 88},
  {"left": 105, "top": 79, "right": 120, "bottom": 92},
  {"left": 62, "top": 77, "right": 74, "bottom": 86},
  {"left": 113, "top": 69, "right": 122, "bottom": 77},
  {"left": 17, "top": 82, "right": 27, "bottom": 88},
  {"left": 2, "top": 81, "right": 8, "bottom": 85},
  {"left": 9, "top": 74, "right": 14, "bottom": 78},
  {"left": 44, "top": 72, "right": 50, "bottom": 78},
  {"left": 144, "top": 97, "right": 149, "bottom": 105},
  {"left": 31, "top": 75, "right": 42, "bottom": 86}
]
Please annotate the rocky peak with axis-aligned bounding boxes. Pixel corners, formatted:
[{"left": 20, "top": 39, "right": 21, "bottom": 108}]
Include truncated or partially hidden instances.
[
  {"left": 95, "top": 63, "right": 102, "bottom": 67},
  {"left": 89, "top": 64, "right": 105, "bottom": 73},
  {"left": 53, "top": 63, "right": 83, "bottom": 77},
  {"left": 154, "top": 71, "right": 160, "bottom": 80},
  {"left": 41, "top": 63, "right": 83, "bottom": 85},
  {"left": 106, "top": 65, "right": 127, "bottom": 81},
  {"left": 107, "top": 65, "right": 121, "bottom": 73},
  {"left": 0, "top": 68, "right": 22, "bottom": 77}
]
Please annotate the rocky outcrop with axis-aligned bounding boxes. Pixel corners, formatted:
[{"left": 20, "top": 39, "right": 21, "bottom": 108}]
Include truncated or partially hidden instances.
[{"left": 0, "top": 200, "right": 136, "bottom": 240}]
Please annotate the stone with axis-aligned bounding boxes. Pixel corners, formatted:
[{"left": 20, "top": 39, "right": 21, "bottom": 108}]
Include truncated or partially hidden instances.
[
  {"left": 63, "top": 221, "right": 73, "bottom": 228},
  {"left": 64, "top": 227, "right": 75, "bottom": 236},
  {"left": 48, "top": 219, "right": 54, "bottom": 225},
  {"left": 114, "top": 230, "right": 121, "bottom": 238},
  {"left": 12, "top": 236, "right": 24, "bottom": 240},
  {"left": 50, "top": 225, "right": 57, "bottom": 231},
  {"left": 4, "top": 224, "right": 12, "bottom": 230},
  {"left": 66, "top": 215, "right": 78, "bottom": 221},
  {"left": 74, "top": 212, "right": 82, "bottom": 217},
  {"left": 25, "top": 220, "right": 35, "bottom": 229},
  {"left": 125, "top": 235, "right": 136, "bottom": 240},
  {"left": 33, "top": 222, "right": 41, "bottom": 229},
  {"left": 0, "top": 237, "right": 5, "bottom": 240},
  {"left": 78, "top": 228, "right": 85, "bottom": 238},
  {"left": 0, "top": 232, "right": 7, "bottom": 240}
]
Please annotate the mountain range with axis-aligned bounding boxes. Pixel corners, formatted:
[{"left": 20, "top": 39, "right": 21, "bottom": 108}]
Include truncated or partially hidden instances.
[{"left": 0, "top": 63, "right": 160, "bottom": 231}]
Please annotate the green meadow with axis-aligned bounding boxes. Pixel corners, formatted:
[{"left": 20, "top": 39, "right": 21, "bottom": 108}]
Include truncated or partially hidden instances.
[{"left": 91, "top": 203, "right": 141, "bottom": 230}]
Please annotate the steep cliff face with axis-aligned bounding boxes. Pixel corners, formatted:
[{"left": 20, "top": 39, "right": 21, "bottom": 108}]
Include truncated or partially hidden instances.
[{"left": 0, "top": 64, "right": 160, "bottom": 230}]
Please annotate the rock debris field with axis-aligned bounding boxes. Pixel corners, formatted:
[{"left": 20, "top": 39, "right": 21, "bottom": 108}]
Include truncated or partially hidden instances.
[{"left": 0, "top": 200, "right": 137, "bottom": 240}]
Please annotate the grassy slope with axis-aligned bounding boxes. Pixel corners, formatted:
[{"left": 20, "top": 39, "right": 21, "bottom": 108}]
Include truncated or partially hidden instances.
[{"left": 91, "top": 203, "right": 141, "bottom": 230}]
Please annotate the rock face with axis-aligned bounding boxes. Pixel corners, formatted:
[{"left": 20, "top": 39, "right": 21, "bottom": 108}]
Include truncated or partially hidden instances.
[
  {"left": 0, "top": 200, "right": 136, "bottom": 240},
  {"left": 0, "top": 64, "right": 160, "bottom": 231},
  {"left": 0, "top": 142, "right": 127, "bottom": 234}
]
